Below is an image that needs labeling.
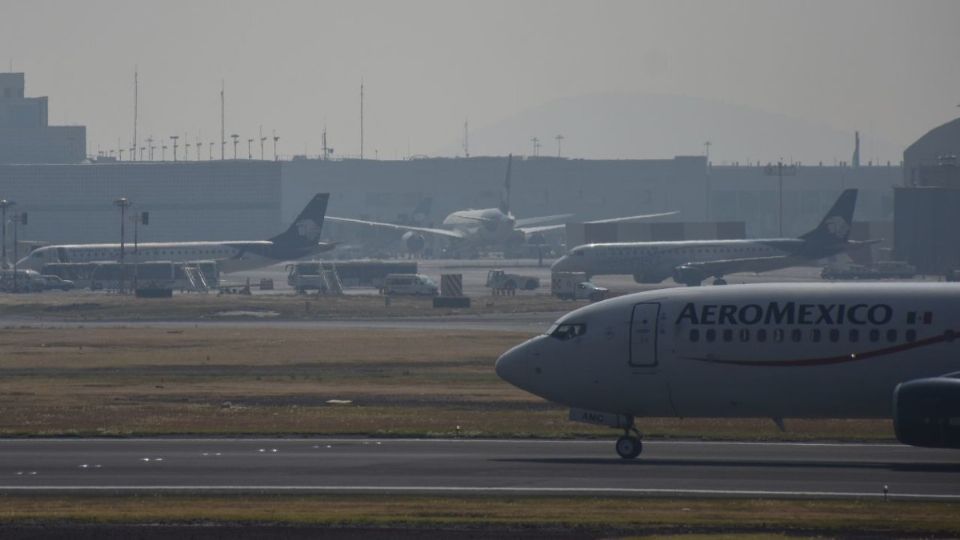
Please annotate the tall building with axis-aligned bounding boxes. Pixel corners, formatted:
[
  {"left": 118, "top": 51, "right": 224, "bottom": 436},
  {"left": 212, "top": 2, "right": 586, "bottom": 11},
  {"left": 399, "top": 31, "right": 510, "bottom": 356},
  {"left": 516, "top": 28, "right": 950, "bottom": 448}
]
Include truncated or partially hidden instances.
[{"left": 0, "top": 72, "right": 85, "bottom": 164}]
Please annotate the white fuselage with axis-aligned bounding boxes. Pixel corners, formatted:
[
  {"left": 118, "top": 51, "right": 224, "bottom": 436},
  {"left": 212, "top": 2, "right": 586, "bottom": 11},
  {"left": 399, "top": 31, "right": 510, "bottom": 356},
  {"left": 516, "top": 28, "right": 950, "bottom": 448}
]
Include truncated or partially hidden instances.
[
  {"left": 496, "top": 283, "right": 960, "bottom": 419},
  {"left": 552, "top": 239, "right": 802, "bottom": 283},
  {"left": 17, "top": 241, "right": 276, "bottom": 274},
  {"left": 441, "top": 208, "right": 518, "bottom": 244}
]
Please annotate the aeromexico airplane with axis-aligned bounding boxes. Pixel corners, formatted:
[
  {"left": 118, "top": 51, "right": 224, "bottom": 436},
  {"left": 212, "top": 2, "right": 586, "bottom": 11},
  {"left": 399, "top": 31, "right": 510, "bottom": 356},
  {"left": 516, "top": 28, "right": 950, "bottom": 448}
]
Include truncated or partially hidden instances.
[
  {"left": 552, "top": 189, "right": 866, "bottom": 286},
  {"left": 327, "top": 155, "right": 676, "bottom": 254},
  {"left": 497, "top": 283, "right": 960, "bottom": 458},
  {"left": 17, "top": 193, "right": 335, "bottom": 274}
]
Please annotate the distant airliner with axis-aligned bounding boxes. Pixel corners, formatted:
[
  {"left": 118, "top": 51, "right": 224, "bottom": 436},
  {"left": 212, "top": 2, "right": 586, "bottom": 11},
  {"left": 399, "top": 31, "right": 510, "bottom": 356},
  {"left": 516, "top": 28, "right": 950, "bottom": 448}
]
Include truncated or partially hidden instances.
[
  {"left": 327, "top": 155, "right": 675, "bottom": 255},
  {"left": 497, "top": 282, "right": 960, "bottom": 458},
  {"left": 552, "top": 189, "right": 866, "bottom": 286},
  {"left": 17, "top": 193, "right": 334, "bottom": 273}
]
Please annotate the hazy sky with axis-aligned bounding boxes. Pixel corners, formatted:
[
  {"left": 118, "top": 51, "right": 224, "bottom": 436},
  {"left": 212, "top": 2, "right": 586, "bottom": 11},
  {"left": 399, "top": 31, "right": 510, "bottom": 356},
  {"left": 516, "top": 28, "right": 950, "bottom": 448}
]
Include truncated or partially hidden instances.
[{"left": 3, "top": 0, "right": 959, "bottom": 161}]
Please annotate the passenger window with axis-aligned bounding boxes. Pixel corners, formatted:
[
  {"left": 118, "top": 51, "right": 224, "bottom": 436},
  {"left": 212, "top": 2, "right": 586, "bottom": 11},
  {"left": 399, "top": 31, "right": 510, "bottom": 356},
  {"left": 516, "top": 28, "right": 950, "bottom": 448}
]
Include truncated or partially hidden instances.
[
  {"left": 706, "top": 329, "right": 716, "bottom": 343},
  {"left": 773, "top": 329, "right": 784, "bottom": 342},
  {"left": 739, "top": 329, "right": 749, "bottom": 342},
  {"left": 791, "top": 329, "right": 802, "bottom": 342},
  {"left": 756, "top": 328, "right": 767, "bottom": 342},
  {"left": 829, "top": 329, "right": 840, "bottom": 343},
  {"left": 810, "top": 329, "right": 821, "bottom": 342},
  {"left": 549, "top": 323, "right": 587, "bottom": 340},
  {"left": 869, "top": 329, "right": 880, "bottom": 342},
  {"left": 849, "top": 329, "right": 859, "bottom": 342},
  {"left": 906, "top": 329, "right": 917, "bottom": 342},
  {"left": 886, "top": 329, "right": 897, "bottom": 343},
  {"left": 722, "top": 329, "right": 733, "bottom": 343},
  {"left": 689, "top": 329, "right": 700, "bottom": 343}
]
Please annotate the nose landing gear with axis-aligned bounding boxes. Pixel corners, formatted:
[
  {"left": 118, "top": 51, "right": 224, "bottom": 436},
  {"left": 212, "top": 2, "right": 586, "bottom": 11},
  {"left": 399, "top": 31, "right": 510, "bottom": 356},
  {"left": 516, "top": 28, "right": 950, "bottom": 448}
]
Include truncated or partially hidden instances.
[{"left": 615, "top": 424, "right": 643, "bottom": 459}]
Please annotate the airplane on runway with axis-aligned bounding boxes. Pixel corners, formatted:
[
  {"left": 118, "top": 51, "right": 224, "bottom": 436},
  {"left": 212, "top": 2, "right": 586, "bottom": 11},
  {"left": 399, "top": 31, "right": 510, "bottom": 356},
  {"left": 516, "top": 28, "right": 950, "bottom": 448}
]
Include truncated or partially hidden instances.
[
  {"left": 327, "top": 155, "right": 676, "bottom": 256},
  {"left": 552, "top": 189, "right": 870, "bottom": 286},
  {"left": 496, "top": 282, "right": 960, "bottom": 458},
  {"left": 17, "top": 193, "right": 335, "bottom": 273}
]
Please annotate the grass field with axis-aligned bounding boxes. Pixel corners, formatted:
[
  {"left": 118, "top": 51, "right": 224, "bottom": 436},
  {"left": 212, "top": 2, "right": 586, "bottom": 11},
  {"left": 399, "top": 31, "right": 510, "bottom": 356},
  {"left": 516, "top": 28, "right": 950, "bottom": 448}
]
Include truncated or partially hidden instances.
[
  {"left": 0, "top": 326, "right": 894, "bottom": 440},
  {"left": 0, "top": 495, "right": 957, "bottom": 537},
  {"left": 0, "top": 291, "right": 575, "bottom": 321}
]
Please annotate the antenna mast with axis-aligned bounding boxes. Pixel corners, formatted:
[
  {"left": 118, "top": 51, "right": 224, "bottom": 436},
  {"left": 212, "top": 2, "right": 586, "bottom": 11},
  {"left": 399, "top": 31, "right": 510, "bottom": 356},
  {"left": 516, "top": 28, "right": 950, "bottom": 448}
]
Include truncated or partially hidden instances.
[
  {"left": 220, "top": 80, "right": 225, "bottom": 160},
  {"left": 132, "top": 68, "right": 138, "bottom": 161},
  {"left": 463, "top": 119, "right": 469, "bottom": 158},
  {"left": 360, "top": 79, "right": 364, "bottom": 160}
]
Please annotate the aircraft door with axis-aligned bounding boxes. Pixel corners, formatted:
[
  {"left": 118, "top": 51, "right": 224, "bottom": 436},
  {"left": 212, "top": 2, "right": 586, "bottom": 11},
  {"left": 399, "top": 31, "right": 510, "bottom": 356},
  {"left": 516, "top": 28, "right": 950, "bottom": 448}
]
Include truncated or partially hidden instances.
[{"left": 629, "top": 303, "right": 660, "bottom": 367}]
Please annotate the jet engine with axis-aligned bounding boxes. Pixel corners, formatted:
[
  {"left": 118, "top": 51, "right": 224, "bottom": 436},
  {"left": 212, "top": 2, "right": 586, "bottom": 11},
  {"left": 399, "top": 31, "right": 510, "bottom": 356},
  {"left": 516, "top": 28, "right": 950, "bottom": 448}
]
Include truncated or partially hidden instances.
[
  {"left": 401, "top": 231, "right": 426, "bottom": 254},
  {"left": 893, "top": 376, "right": 960, "bottom": 449},
  {"left": 671, "top": 265, "right": 707, "bottom": 287}
]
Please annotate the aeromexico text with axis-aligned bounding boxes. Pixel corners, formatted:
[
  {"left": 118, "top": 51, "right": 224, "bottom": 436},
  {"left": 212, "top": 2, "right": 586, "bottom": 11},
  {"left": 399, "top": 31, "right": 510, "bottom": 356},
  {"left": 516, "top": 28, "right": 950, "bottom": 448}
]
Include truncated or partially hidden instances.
[{"left": 675, "top": 302, "right": 894, "bottom": 326}]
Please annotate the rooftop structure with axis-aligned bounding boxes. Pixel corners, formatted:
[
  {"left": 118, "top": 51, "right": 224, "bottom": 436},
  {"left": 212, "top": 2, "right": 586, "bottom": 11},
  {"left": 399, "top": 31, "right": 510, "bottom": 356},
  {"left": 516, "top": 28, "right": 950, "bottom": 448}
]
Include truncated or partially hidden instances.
[{"left": 0, "top": 73, "right": 85, "bottom": 164}]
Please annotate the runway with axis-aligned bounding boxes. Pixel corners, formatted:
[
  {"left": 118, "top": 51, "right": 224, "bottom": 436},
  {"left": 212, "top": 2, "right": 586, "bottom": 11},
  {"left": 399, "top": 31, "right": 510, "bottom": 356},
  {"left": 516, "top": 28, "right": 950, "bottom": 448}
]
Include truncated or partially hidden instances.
[{"left": 2, "top": 438, "right": 958, "bottom": 500}]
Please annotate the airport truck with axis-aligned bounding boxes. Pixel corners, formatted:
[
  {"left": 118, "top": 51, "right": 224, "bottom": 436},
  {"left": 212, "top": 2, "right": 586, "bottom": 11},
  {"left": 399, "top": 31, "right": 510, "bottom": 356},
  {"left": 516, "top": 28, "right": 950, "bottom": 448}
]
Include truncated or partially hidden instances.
[
  {"left": 485, "top": 269, "right": 540, "bottom": 292},
  {"left": 551, "top": 272, "right": 609, "bottom": 301}
]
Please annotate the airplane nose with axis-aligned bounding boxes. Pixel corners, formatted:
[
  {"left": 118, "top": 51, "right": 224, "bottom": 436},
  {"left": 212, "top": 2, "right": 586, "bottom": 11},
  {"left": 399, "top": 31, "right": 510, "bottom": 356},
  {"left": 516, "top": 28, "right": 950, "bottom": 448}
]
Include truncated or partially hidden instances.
[
  {"left": 495, "top": 342, "right": 531, "bottom": 390},
  {"left": 550, "top": 256, "right": 569, "bottom": 272}
]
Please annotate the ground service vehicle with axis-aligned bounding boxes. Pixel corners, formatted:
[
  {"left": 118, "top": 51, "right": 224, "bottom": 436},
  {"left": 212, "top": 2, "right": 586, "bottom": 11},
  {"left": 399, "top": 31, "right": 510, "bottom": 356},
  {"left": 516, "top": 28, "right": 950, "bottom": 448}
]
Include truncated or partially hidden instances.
[
  {"left": 486, "top": 269, "right": 540, "bottom": 291},
  {"left": 383, "top": 273, "right": 438, "bottom": 296},
  {"left": 40, "top": 275, "right": 74, "bottom": 291},
  {"left": 552, "top": 272, "right": 609, "bottom": 301}
]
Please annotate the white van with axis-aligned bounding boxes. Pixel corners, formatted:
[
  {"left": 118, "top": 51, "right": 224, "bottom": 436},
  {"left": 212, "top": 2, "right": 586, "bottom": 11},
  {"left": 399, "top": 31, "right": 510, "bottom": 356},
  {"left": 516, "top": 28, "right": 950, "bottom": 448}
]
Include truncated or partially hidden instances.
[{"left": 382, "top": 273, "right": 438, "bottom": 296}]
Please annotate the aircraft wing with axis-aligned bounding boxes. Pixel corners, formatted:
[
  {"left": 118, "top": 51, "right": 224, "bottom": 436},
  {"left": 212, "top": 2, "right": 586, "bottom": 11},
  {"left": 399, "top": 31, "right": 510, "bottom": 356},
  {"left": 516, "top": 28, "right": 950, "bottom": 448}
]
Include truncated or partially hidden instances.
[
  {"left": 518, "top": 210, "right": 679, "bottom": 236},
  {"left": 514, "top": 214, "right": 576, "bottom": 227},
  {"left": 326, "top": 216, "right": 466, "bottom": 239},
  {"left": 677, "top": 255, "right": 801, "bottom": 277},
  {"left": 583, "top": 211, "right": 678, "bottom": 224}
]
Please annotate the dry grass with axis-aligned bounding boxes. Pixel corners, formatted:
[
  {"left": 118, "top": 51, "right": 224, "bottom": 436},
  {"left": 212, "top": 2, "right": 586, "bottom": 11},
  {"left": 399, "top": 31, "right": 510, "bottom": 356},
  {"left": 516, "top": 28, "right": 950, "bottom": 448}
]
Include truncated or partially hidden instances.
[
  {"left": 0, "top": 327, "right": 895, "bottom": 439},
  {"left": 0, "top": 290, "right": 577, "bottom": 321},
  {"left": 0, "top": 496, "right": 956, "bottom": 535}
]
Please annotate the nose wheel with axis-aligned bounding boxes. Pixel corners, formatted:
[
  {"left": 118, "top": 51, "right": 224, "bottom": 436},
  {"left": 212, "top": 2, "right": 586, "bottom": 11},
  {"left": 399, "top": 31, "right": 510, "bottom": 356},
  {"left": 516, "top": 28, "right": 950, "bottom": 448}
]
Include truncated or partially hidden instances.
[{"left": 615, "top": 426, "right": 643, "bottom": 459}]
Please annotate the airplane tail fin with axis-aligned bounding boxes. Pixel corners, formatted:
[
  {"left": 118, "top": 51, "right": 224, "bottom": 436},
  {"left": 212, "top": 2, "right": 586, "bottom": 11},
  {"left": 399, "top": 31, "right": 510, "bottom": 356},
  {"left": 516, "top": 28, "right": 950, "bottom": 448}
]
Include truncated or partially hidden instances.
[
  {"left": 269, "top": 193, "right": 330, "bottom": 250},
  {"left": 799, "top": 188, "right": 857, "bottom": 246},
  {"left": 499, "top": 154, "right": 512, "bottom": 214}
]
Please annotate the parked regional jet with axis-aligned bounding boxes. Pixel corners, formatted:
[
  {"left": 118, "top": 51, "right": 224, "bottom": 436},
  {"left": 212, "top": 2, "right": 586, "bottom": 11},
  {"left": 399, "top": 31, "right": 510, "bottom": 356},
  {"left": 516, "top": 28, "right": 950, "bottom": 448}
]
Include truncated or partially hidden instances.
[
  {"left": 327, "top": 155, "right": 675, "bottom": 255},
  {"left": 552, "top": 189, "right": 866, "bottom": 286},
  {"left": 497, "top": 282, "right": 960, "bottom": 458},
  {"left": 17, "top": 193, "right": 334, "bottom": 273}
]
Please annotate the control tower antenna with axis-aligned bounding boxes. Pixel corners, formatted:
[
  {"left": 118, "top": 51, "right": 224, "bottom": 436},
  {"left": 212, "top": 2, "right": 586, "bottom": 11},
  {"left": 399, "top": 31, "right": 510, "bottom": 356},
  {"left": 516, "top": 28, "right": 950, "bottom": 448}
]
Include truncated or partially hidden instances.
[
  {"left": 322, "top": 124, "right": 330, "bottom": 160},
  {"left": 463, "top": 119, "right": 469, "bottom": 158},
  {"left": 220, "top": 80, "right": 225, "bottom": 160},
  {"left": 132, "top": 68, "right": 138, "bottom": 161},
  {"left": 360, "top": 79, "right": 364, "bottom": 160}
]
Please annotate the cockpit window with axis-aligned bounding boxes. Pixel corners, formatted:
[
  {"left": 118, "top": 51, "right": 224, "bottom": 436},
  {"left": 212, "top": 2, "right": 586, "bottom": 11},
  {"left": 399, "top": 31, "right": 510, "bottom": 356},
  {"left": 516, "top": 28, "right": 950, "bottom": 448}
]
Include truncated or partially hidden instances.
[{"left": 548, "top": 323, "right": 587, "bottom": 340}]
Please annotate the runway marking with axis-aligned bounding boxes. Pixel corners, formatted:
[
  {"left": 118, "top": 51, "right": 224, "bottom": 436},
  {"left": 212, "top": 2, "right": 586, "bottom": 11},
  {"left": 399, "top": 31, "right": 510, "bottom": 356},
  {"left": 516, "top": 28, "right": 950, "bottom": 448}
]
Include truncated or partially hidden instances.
[
  {"left": 0, "top": 438, "right": 912, "bottom": 448},
  {"left": 0, "top": 485, "right": 957, "bottom": 500}
]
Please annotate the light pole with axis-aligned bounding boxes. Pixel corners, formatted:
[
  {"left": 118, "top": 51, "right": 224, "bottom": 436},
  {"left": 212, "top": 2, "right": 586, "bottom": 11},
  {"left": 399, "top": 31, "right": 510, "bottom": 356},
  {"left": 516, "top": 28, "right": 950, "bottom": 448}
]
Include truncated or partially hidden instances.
[
  {"left": 555, "top": 134, "right": 564, "bottom": 158},
  {"left": 114, "top": 197, "right": 131, "bottom": 294},
  {"left": 130, "top": 208, "right": 148, "bottom": 291},
  {"left": 231, "top": 134, "right": 239, "bottom": 159},
  {"left": 170, "top": 135, "right": 179, "bottom": 161},
  {"left": 260, "top": 136, "right": 267, "bottom": 160},
  {"left": 247, "top": 138, "right": 253, "bottom": 159},
  {"left": 11, "top": 210, "right": 26, "bottom": 292},
  {"left": 763, "top": 160, "right": 796, "bottom": 236},
  {"left": 147, "top": 137, "right": 154, "bottom": 160},
  {"left": 161, "top": 145, "right": 167, "bottom": 161},
  {"left": 185, "top": 141, "right": 191, "bottom": 161},
  {"left": 209, "top": 142, "right": 214, "bottom": 160},
  {"left": 0, "top": 199, "right": 15, "bottom": 268},
  {"left": 273, "top": 132, "right": 279, "bottom": 161}
]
